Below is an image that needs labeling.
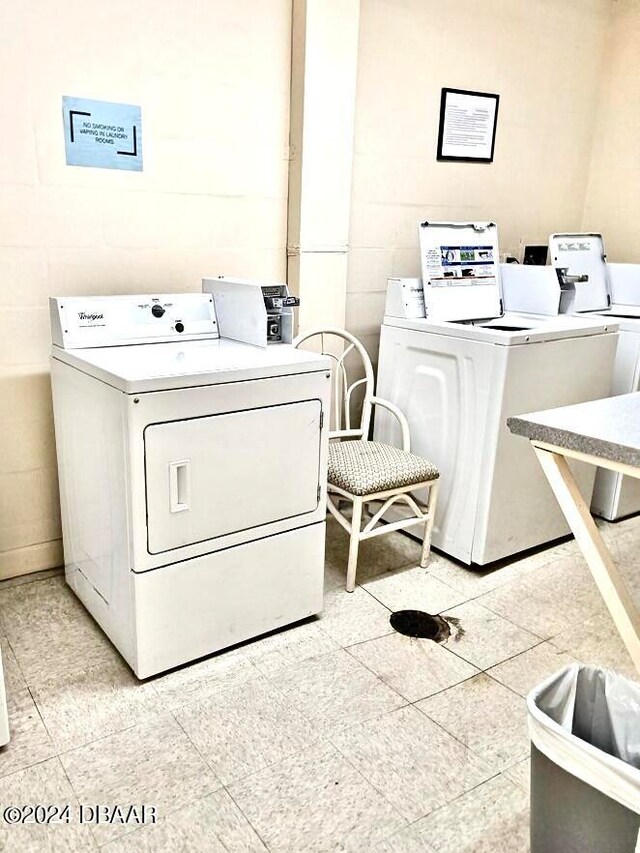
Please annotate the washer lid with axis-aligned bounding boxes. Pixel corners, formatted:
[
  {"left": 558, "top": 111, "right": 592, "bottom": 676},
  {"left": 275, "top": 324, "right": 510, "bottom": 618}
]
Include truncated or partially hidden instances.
[
  {"left": 419, "top": 221, "right": 502, "bottom": 322},
  {"left": 51, "top": 338, "right": 330, "bottom": 393},
  {"left": 549, "top": 233, "right": 611, "bottom": 312},
  {"left": 382, "top": 313, "right": 617, "bottom": 345}
]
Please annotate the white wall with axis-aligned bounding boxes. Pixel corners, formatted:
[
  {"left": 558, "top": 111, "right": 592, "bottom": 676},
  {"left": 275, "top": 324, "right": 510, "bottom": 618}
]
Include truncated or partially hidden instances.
[
  {"left": 0, "top": 0, "right": 292, "bottom": 577},
  {"left": 582, "top": 0, "right": 640, "bottom": 259},
  {"left": 347, "top": 0, "right": 613, "bottom": 362}
]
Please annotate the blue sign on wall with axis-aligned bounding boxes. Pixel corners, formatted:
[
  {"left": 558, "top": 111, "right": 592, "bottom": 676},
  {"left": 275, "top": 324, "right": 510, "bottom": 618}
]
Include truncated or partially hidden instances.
[{"left": 62, "top": 96, "right": 143, "bottom": 171}]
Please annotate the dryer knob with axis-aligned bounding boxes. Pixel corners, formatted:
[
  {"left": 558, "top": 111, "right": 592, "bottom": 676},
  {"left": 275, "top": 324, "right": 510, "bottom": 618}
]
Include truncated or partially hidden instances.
[
  {"left": 175, "top": 322, "right": 185, "bottom": 333},
  {"left": 151, "top": 304, "right": 165, "bottom": 318}
]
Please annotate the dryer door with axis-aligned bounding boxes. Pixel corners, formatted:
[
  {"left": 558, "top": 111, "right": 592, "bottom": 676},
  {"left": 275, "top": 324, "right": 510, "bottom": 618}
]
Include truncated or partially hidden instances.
[{"left": 144, "top": 400, "right": 322, "bottom": 553}]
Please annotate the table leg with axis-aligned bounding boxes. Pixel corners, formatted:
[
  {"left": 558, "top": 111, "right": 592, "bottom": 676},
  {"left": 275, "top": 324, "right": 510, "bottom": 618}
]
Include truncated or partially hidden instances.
[{"left": 534, "top": 446, "right": 640, "bottom": 675}]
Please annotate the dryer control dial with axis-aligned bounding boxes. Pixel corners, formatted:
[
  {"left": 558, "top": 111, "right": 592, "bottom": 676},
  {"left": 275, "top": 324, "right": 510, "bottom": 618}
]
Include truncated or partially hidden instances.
[{"left": 151, "top": 304, "right": 165, "bottom": 318}]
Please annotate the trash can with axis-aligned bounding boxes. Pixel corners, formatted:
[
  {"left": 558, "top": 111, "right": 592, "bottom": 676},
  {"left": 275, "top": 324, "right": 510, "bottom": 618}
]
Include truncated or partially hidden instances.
[{"left": 528, "top": 664, "right": 640, "bottom": 853}]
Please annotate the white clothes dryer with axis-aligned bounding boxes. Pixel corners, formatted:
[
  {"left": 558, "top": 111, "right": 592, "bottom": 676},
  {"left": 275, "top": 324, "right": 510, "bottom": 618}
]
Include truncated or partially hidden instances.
[{"left": 50, "top": 294, "right": 331, "bottom": 678}]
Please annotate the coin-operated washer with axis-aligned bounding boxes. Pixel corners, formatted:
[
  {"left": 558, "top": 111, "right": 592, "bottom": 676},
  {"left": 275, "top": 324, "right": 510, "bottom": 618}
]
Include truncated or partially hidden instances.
[
  {"left": 504, "top": 233, "right": 640, "bottom": 521},
  {"left": 374, "top": 222, "right": 617, "bottom": 566},
  {"left": 50, "top": 293, "right": 331, "bottom": 678}
]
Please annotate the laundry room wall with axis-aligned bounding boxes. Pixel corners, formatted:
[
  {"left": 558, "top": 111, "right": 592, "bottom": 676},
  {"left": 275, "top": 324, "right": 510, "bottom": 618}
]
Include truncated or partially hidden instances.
[
  {"left": 0, "top": 0, "right": 292, "bottom": 577},
  {"left": 581, "top": 0, "right": 640, "bottom": 260},
  {"left": 346, "top": 0, "right": 614, "bottom": 363}
]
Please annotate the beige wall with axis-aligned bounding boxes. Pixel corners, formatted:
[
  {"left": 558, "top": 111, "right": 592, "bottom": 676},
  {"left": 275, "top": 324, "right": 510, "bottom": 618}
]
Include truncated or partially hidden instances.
[
  {"left": 347, "top": 0, "right": 614, "bottom": 362},
  {"left": 1, "top": 0, "right": 635, "bottom": 578},
  {"left": 0, "top": 0, "right": 292, "bottom": 577},
  {"left": 582, "top": 0, "right": 640, "bottom": 259}
]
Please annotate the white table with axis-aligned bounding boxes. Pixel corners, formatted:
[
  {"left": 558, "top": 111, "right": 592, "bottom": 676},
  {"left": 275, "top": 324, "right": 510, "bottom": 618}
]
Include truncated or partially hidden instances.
[{"left": 509, "top": 392, "right": 640, "bottom": 675}]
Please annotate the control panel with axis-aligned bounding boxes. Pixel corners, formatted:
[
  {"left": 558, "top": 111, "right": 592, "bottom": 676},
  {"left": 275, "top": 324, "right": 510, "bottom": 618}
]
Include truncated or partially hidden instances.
[
  {"left": 262, "top": 285, "right": 300, "bottom": 343},
  {"left": 50, "top": 294, "right": 219, "bottom": 349},
  {"left": 202, "top": 277, "right": 300, "bottom": 347}
]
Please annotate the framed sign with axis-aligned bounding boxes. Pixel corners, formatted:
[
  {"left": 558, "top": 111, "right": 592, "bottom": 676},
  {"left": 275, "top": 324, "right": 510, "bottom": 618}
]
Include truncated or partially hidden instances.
[{"left": 436, "top": 88, "right": 499, "bottom": 163}]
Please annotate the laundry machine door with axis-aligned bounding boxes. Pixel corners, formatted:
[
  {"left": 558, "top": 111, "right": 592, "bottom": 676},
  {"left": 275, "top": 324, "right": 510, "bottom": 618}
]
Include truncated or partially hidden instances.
[{"left": 144, "top": 400, "right": 322, "bottom": 553}]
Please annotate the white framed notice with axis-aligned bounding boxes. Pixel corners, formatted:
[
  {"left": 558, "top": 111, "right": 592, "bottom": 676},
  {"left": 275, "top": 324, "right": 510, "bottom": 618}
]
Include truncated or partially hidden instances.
[{"left": 436, "top": 88, "right": 499, "bottom": 163}]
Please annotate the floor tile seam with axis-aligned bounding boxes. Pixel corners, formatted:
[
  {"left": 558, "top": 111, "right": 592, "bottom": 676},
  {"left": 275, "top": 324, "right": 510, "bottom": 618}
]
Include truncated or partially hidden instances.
[
  {"left": 421, "top": 638, "right": 485, "bottom": 673},
  {"left": 23, "top": 648, "right": 153, "bottom": 698},
  {"left": 440, "top": 593, "right": 547, "bottom": 642},
  {"left": 169, "top": 667, "right": 348, "bottom": 766},
  {"left": 0, "top": 753, "right": 65, "bottom": 784},
  {"left": 496, "top": 599, "right": 613, "bottom": 647},
  {"left": 258, "top": 642, "right": 353, "bottom": 684},
  {"left": 391, "top": 769, "right": 506, "bottom": 836},
  {"left": 331, "top": 721, "right": 506, "bottom": 836},
  {"left": 399, "top": 670, "right": 480, "bottom": 707},
  {"left": 342, "top": 637, "right": 489, "bottom": 705},
  {"left": 337, "top": 624, "right": 396, "bottom": 647},
  {"left": 358, "top": 570, "right": 546, "bottom": 650},
  {"left": 28, "top": 685, "right": 174, "bottom": 757},
  {"left": 414, "top": 674, "right": 533, "bottom": 756},
  {"left": 85, "top": 770, "right": 222, "bottom": 849},
  {"left": 355, "top": 584, "right": 394, "bottom": 613},
  {"left": 170, "top": 710, "right": 225, "bottom": 793},
  {"left": 468, "top": 589, "right": 546, "bottom": 635},
  {"left": 50, "top": 754, "right": 103, "bottom": 849},
  {"left": 478, "top": 637, "right": 551, "bottom": 680},
  {"left": 327, "top": 732, "right": 412, "bottom": 832},
  {"left": 361, "top": 571, "right": 467, "bottom": 611},
  {"left": 220, "top": 781, "right": 274, "bottom": 852},
  {"left": 1, "top": 631, "right": 35, "bottom": 692},
  {"left": 256, "top": 665, "right": 411, "bottom": 753},
  {"left": 340, "top": 644, "right": 416, "bottom": 703},
  {"left": 412, "top": 664, "right": 533, "bottom": 732},
  {"left": 219, "top": 735, "right": 365, "bottom": 813},
  {"left": 402, "top": 604, "right": 544, "bottom": 673},
  {"left": 410, "top": 698, "right": 508, "bottom": 769},
  {"left": 53, "top": 714, "right": 173, "bottom": 769},
  {"left": 160, "top": 663, "right": 278, "bottom": 721},
  {"left": 175, "top": 700, "right": 334, "bottom": 794},
  {"left": 0, "top": 640, "right": 62, "bottom": 757},
  {"left": 25, "top": 681, "right": 61, "bottom": 754}
]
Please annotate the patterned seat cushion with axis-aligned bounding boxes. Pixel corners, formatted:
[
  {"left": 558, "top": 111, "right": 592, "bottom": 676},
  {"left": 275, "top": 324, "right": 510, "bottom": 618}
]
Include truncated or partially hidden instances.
[{"left": 327, "top": 440, "right": 439, "bottom": 496}]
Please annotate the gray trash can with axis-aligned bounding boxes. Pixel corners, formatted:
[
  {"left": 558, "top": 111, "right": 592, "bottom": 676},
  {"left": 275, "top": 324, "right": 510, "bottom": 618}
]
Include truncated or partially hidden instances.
[{"left": 528, "top": 664, "right": 640, "bottom": 853}]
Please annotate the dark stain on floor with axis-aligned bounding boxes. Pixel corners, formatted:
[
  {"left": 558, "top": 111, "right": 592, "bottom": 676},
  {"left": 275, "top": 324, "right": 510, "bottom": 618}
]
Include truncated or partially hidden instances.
[{"left": 390, "top": 610, "right": 454, "bottom": 643}]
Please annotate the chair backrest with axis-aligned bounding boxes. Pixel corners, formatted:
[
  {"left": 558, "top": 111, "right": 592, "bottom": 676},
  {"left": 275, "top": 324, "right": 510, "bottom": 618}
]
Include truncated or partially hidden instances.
[{"left": 293, "top": 326, "right": 374, "bottom": 441}]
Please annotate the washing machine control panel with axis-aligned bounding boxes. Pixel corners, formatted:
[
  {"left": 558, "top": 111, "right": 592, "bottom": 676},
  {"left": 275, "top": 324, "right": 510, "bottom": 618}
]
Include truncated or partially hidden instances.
[{"left": 50, "top": 294, "right": 219, "bottom": 349}]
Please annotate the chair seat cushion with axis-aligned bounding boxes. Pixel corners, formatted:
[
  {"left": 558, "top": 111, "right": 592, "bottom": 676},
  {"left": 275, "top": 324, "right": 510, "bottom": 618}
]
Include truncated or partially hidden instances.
[{"left": 327, "top": 440, "right": 439, "bottom": 497}]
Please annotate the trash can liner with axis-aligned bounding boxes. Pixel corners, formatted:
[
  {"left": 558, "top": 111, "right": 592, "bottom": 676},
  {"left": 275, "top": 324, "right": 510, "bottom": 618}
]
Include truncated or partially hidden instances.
[{"left": 527, "top": 664, "right": 640, "bottom": 815}]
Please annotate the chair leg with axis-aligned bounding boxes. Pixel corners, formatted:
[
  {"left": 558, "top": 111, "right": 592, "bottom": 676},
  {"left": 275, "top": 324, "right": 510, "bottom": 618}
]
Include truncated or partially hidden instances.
[
  {"left": 346, "top": 498, "right": 363, "bottom": 593},
  {"left": 420, "top": 480, "right": 439, "bottom": 568}
]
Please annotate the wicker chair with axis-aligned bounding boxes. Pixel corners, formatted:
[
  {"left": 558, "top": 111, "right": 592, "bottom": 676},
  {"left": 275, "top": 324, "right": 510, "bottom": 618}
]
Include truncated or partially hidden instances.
[{"left": 294, "top": 327, "right": 439, "bottom": 592}]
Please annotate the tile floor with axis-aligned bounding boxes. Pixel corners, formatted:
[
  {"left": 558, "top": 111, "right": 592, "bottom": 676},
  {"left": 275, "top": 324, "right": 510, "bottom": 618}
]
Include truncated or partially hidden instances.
[{"left": 0, "top": 514, "right": 638, "bottom": 851}]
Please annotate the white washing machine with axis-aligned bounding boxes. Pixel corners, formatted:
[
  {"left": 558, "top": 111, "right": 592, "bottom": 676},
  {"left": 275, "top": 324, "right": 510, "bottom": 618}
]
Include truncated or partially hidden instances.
[
  {"left": 502, "top": 239, "right": 640, "bottom": 520},
  {"left": 50, "top": 293, "right": 331, "bottom": 678},
  {"left": 374, "top": 222, "right": 618, "bottom": 566},
  {"left": 550, "top": 235, "right": 640, "bottom": 520}
]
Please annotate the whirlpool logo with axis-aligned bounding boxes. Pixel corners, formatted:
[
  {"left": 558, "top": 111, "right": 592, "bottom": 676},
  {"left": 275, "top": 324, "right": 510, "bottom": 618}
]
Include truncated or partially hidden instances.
[{"left": 78, "top": 311, "right": 104, "bottom": 322}]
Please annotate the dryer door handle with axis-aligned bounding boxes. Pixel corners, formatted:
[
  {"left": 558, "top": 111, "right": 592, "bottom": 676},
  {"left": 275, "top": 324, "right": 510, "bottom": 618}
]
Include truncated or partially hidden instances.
[{"left": 169, "top": 460, "right": 191, "bottom": 513}]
